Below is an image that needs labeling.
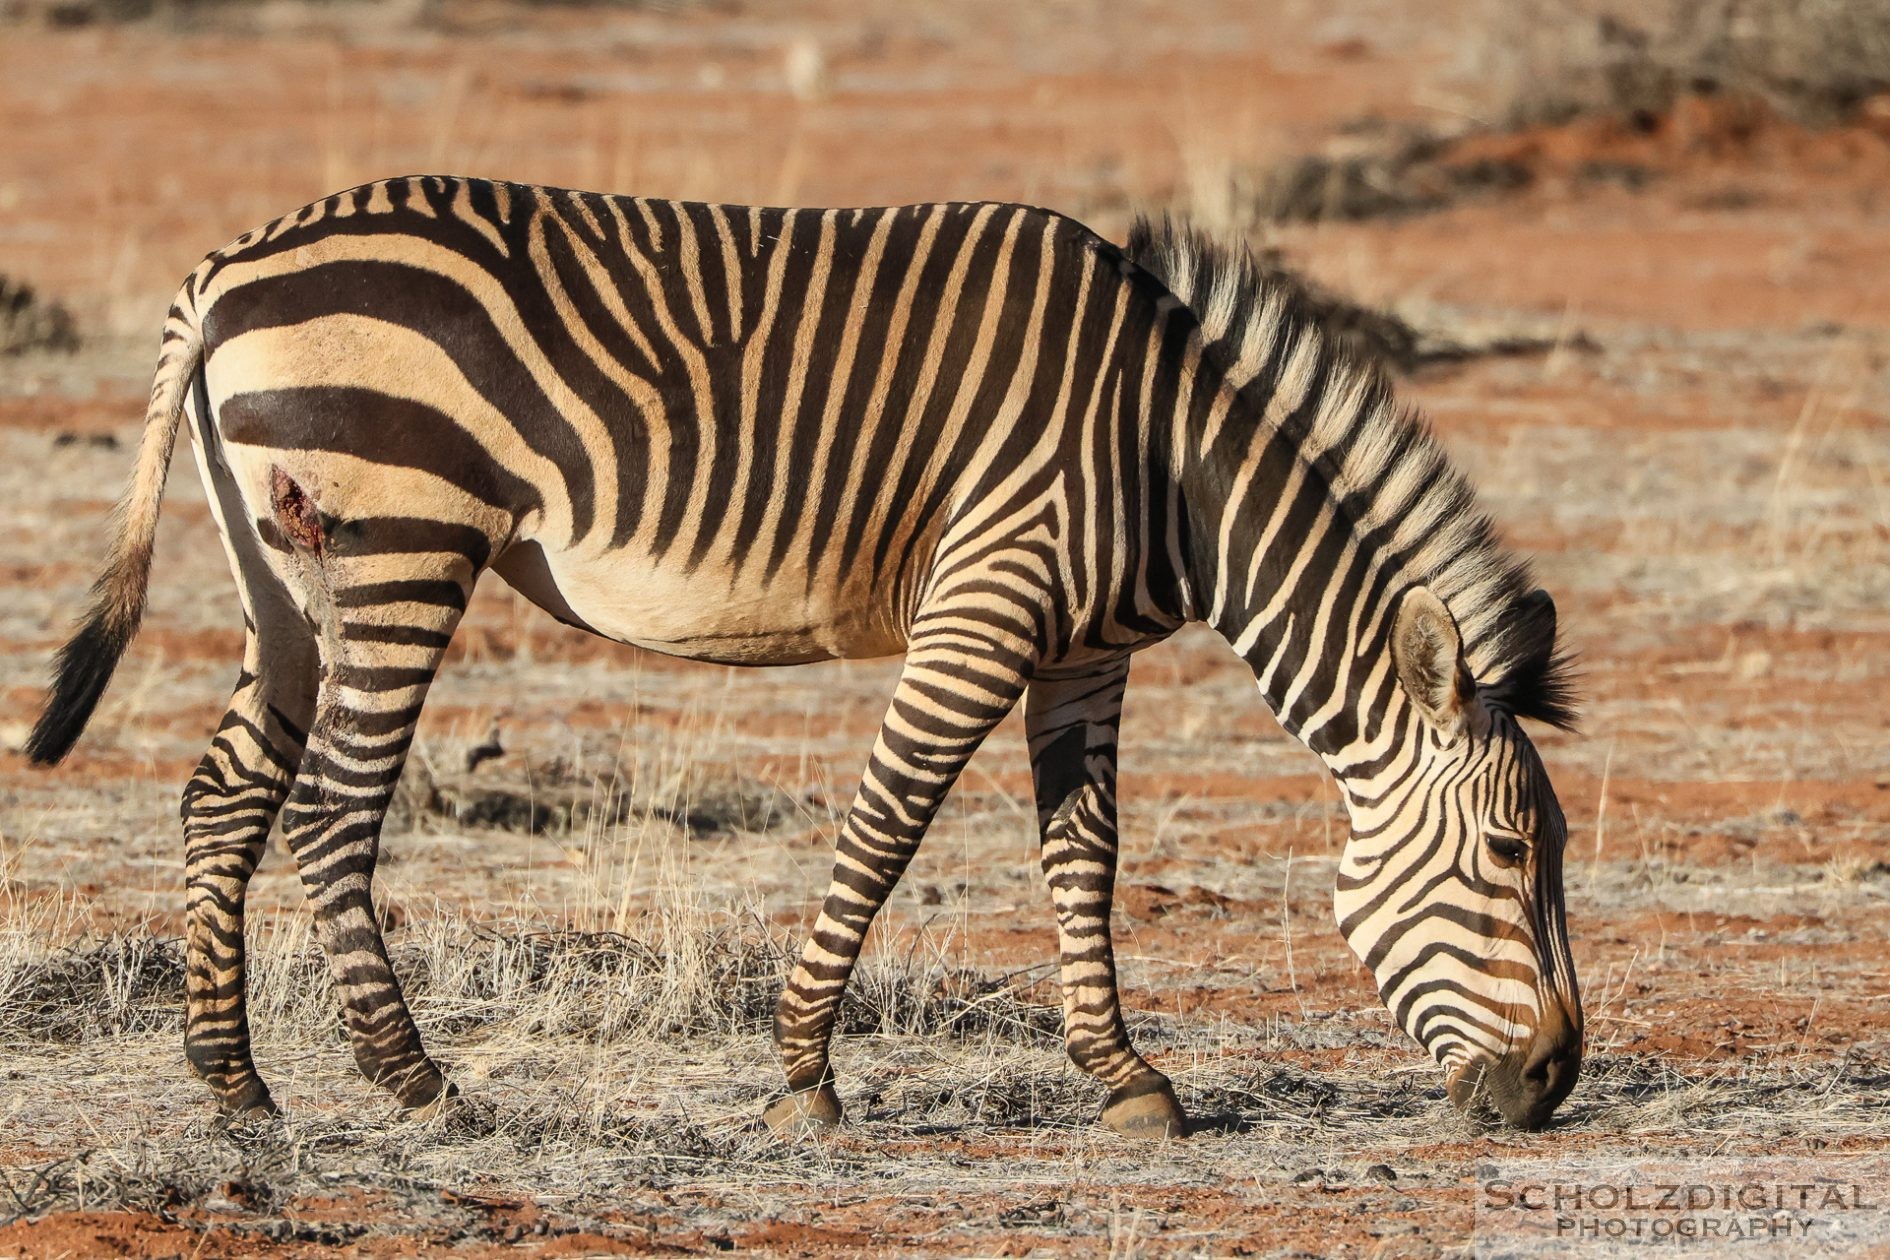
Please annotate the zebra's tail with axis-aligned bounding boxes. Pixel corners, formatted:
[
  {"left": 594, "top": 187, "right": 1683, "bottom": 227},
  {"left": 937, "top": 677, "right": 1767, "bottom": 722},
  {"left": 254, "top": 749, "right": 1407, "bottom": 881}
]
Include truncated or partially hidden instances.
[{"left": 26, "top": 290, "right": 202, "bottom": 765}]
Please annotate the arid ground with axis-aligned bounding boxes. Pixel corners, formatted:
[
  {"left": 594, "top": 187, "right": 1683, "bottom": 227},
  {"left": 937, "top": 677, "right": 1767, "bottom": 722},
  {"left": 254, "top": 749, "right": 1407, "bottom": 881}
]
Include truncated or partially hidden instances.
[{"left": 0, "top": 1, "right": 1886, "bottom": 1255}]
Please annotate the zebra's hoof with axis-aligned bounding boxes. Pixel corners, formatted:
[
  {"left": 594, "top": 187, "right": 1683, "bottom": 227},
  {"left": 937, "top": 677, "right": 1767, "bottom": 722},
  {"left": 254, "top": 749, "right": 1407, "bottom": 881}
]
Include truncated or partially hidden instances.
[
  {"left": 211, "top": 1079, "right": 280, "bottom": 1123},
  {"left": 415, "top": 1088, "right": 495, "bottom": 1136},
  {"left": 405, "top": 1081, "right": 466, "bottom": 1124},
  {"left": 763, "top": 1085, "right": 844, "bottom": 1137},
  {"left": 1101, "top": 1081, "right": 1188, "bottom": 1139},
  {"left": 210, "top": 1098, "right": 281, "bottom": 1136}
]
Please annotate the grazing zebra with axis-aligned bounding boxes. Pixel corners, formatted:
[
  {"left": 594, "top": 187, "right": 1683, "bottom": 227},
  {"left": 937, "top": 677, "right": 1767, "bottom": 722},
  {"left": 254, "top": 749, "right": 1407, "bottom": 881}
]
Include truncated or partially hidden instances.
[{"left": 27, "top": 178, "right": 1582, "bottom": 1137}]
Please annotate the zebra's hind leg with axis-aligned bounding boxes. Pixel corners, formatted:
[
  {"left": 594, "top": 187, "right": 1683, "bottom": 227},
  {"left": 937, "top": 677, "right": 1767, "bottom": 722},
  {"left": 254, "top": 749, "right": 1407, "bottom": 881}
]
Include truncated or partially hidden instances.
[
  {"left": 274, "top": 513, "right": 485, "bottom": 1111},
  {"left": 1025, "top": 658, "right": 1186, "bottom": 1139},
  {"left": 764, "top": 591, "right": 1042, "bottom": 1135},
  {"left": 182, "top": 613, "right": 316, "bottom": 1116}
]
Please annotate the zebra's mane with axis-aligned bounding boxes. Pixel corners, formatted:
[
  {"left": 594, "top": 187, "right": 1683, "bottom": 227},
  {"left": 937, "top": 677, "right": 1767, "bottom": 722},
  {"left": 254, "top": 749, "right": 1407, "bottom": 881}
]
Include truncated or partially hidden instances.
[{"left": 1125, "top": 214, "right": 1578, "bottom": 730}]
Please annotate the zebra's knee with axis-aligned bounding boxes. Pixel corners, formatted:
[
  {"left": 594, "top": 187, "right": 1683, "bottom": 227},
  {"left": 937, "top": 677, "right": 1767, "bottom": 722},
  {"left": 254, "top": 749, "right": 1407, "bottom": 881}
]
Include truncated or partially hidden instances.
[{"left": 180, "top": 764, "right": 279, "bottom": 864}]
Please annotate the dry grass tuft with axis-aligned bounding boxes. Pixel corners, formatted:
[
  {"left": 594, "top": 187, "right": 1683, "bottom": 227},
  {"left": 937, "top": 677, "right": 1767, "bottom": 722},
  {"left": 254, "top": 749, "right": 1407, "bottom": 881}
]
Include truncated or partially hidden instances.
[
  {"left": 0, "top": 903, "right": 1063, "bottom": 1054},
  {"left": 1186, "top": 1061, "right": 1440, "bottom": 1129},
  {"left": 1570, "top": 1051, "right": 1890, "bottom": 1137},
  {"left": 0, "top": 935, "right": 182, "bottom": 1043},
  {"left": 393, "top": 750, "right": 802, "bottom": 839},
  {"left": 1478, "top": 0, "right": 1890, "bottom": 129},
  {"left": 0, "top": 277, "right": 79, "bottom": 356},
  {"left": 1239, "top": 128, "right": 1531, "bottom": 227},
  {"left": 1190, "top": 122, "right": 1548, "bottom": 233},
  {"left": 1201, "top": 1, "right": 1890, "bottom": 236}
]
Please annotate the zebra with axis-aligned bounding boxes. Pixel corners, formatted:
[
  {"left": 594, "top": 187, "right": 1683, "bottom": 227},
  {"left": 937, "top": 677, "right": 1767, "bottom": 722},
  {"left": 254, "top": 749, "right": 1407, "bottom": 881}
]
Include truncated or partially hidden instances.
[{"left": 26, "top": 178, "right": 1582, "bottom": 1137}]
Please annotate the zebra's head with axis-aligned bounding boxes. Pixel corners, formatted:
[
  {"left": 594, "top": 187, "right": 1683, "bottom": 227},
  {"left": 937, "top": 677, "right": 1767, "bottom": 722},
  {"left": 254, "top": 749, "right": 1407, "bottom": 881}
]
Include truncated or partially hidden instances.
[{"left": 1333, "top": 586, "right": 1581, "bottom": 1129}]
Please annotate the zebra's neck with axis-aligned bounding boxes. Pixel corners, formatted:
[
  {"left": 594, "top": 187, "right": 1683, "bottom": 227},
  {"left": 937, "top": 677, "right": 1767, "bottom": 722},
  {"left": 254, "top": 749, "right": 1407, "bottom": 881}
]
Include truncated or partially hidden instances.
[
  {"left": 1127, "top": 217, "right": 1571, "bottom": 769},
  {"left": 1172, "top": 353, "right": 1402, "bottom": 765},
  {"left": 1139, "top": 279, "right": 1414, "bottom": 769}
]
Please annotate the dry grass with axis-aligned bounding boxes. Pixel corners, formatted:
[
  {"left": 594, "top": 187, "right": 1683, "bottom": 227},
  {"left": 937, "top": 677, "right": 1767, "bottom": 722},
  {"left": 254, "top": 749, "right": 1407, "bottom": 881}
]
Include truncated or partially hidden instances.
[
  {"left": 1192, "top": 0, "right": 1890, "bottom": 235},
  {"left": 0, "top": 0, "right": 701, "bottom": 28},
  {"left": 0, "top": 908, "right": 1069, "bottom": 1053},
  {"left": 392, "top": 743, "right": 805, "bottom": 841},
  {"left": 1475, "top": 0, "right": 1890, "bottom": 129},
  {"left": 0, "top": 278, "right": 79, "bottom": 357},
  {"left": 1236, "top": 127, "right": 1532, "bottom": 227},
  {"left": 1, "top": 868, "right": 1883, "bottom": 1236}
]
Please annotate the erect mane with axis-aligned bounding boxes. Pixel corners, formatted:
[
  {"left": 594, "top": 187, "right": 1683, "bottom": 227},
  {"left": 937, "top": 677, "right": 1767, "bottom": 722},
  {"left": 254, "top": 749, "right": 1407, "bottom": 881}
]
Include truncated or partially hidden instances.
[{"left": 1125, "top": 214, "right": 1578, "bottom": 730}]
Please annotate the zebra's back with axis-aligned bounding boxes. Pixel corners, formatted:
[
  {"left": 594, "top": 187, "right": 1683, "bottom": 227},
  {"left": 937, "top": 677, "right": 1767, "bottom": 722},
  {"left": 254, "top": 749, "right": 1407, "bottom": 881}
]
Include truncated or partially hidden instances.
[{"left": 189, "top": 177, "right": 1160, "bottom": 665}]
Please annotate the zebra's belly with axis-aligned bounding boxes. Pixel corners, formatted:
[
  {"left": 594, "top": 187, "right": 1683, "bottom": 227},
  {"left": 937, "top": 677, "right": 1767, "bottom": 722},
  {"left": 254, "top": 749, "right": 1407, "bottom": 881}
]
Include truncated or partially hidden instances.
[{"left": 491, "top": 540, "right": 908, "bottom": 666}]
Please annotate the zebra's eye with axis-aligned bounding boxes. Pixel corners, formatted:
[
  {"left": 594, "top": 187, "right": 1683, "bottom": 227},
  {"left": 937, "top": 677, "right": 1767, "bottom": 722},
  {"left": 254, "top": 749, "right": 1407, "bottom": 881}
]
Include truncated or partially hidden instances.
[{"left": 1486, "top": 832, "right": 1529, "bottom": 867}]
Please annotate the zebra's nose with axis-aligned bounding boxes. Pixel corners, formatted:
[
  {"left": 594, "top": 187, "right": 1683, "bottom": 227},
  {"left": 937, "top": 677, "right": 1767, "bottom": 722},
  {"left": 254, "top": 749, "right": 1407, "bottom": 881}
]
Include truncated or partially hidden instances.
[{"left": 1487, "top": 1001, "right": 1582, "bottom": 1129}]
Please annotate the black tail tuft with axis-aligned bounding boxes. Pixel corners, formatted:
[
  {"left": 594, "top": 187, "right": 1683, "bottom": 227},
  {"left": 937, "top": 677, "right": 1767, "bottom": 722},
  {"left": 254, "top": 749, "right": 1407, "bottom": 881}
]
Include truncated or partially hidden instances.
[
  {"left": 25, "top": 280, "right": 196, "bottom": 765},
  {"left": 24, "top": 612, "right": 135, "bottom": 765}
]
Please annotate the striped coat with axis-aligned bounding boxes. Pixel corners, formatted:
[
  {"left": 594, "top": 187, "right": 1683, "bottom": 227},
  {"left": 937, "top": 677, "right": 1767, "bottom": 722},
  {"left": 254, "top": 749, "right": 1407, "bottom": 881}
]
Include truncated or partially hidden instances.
[{"left": 28, "top": 178, "right": 1581, "bottom": 1136}]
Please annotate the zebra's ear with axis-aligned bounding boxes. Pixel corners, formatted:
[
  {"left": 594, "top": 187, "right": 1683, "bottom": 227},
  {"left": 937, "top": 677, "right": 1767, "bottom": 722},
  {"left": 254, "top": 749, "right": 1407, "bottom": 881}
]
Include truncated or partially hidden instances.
[
  {"left": 1393, "top": 586, "right": 1475, "bottom": 742},
  {"left": 1490, "top": 586, "right": 1580, "bottom": 730},
  {"left": 1513, "top": 588, "right": 1558, "bottom": 673}
]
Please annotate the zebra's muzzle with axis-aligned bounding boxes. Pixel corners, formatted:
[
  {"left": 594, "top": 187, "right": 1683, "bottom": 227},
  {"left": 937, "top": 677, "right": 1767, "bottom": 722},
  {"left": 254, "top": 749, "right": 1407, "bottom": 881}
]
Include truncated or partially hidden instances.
[{"left": 1446, "top": 1000, "right": 1582, "bottom": 1129}]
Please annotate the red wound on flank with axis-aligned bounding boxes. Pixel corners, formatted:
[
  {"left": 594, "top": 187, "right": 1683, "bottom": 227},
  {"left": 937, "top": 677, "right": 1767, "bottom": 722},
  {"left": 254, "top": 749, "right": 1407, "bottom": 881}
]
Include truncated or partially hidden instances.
[{"left": 270, "top": 467, "right": 324, "bottom": 554}]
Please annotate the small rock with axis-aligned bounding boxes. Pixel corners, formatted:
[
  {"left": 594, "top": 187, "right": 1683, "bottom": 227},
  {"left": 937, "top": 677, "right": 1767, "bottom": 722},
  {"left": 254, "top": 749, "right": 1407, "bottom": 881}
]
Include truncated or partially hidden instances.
[{"left": 52, "top": 431, "right": 117, "bottom": 449}]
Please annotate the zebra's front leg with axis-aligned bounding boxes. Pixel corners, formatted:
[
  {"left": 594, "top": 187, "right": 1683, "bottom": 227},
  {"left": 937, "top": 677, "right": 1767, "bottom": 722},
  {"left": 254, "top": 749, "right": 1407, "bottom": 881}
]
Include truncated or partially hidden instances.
[
  {"left": 765, "top": 608, "right": 1039, "bottom": 1135},
  {"left": 1026, "top": 657, "right": 1186, "bottom": 1139}
]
